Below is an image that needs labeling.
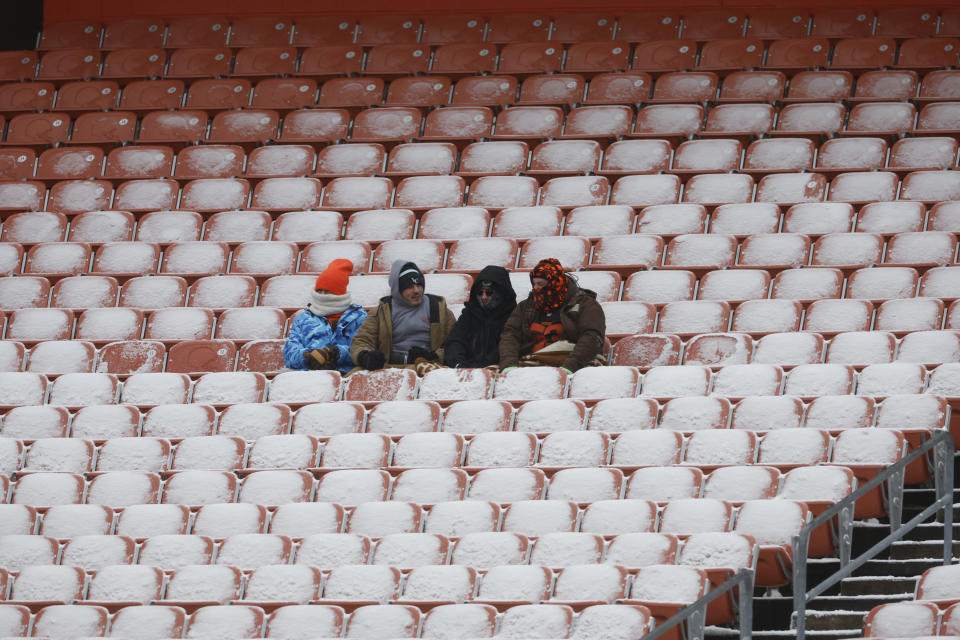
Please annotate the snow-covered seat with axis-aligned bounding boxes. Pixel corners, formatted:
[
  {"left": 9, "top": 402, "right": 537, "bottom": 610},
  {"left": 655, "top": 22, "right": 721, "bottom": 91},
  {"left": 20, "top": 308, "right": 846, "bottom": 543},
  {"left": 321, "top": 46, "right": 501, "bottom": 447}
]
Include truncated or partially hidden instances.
[
  {"left": 419, "top": 603, "right": 497, "bottom": 638},
  {"left": 348, "top": 501, "right": 423, "bottom": 537},
  {"left": 474, "top": 565, "right": 553, "bottom": 607},
  {"left": 568, "top": 366, "right": 639, "bottom": 400},
  {"left": 610, "top": 429, "right": 681, "bottom": 467},
  {"left": 659, "top": 396, "right": 732, "bottom": 431},
  {"left": 857, "top": 362, "right": 926, "bottom": 396},
  {"left": 239, "top": 564, "right": 324, "bottom": 606},
  {"left": 731, "top": 300, "right": 803, "bottom": 336},
  {"left": 31, "top": 604, "right": 109, "bottom": 637},
  {"left": 366, "top": 400, "right": 441, "bottom": 435},
  {"left": 60, "top": 534, "right": 135, "bottom": 571},
  {"left": 265, "top": 604, "right": 345, "bottom": 638},
  {"left": 703, "top": 465, "right": 780, "bottom": 502},
  {"left": 22, "top": 438, "right": 94, "bottom": 474},
  {"left": 551, "top": 564, "right": 629, "bottom": 606},
  {"left": 514, "top": 399, "right": 586, "bottom": 433},
  {"left": 217, "top": 533, "right": 294, "bottom": 570},
  {"left": 373, "top": 533, "right": 451, "bottom": 569},
  {"left": 464, "top": 432, "right": 537, "bottom": 468},
  {"left": 192, "top": 372, "right": 267, "bottom": 406},
  {"left": 664, "top": 233, "right": 737, "bottom": 272},
  {"left": 6, "top": 308, "right": 74, "bottom": 345},
  {"left": 227, "top": 241, "right": 298, "bottom": 281},
  {"left": 916, "top": 564, "right": 960, "bottom": 606},
  {"left": 538, "top": 431, "right": 610, "bottom": 468},
  {"left": 635, "top": 203, "right": 707, "bottom": 236},
  {"left": 159, "top": 564, "right": 244, "bottom": 606},
  {"left": 12, "top": 472, "right": 85, "bottom": 508},
  {"left": 136, "top": 535, "right": 215, "bottom": 571},
  {"left": 804, "top": 298, "right": 874, "bottom": 334},
  {"left": 95, "top": 437, "right": 170, "bottom": 473},
  {"left": 712, "top": 364, "right": 783, "bottom": 398},
  {"left": 51, "top": 275, "right": 120, "bottom": 311},
  {"left": 831, "top": 428, "right": 906, "bottom": 518},
  {"left": 0, "top": 405, "right": 69, "bottom": 440},
  {"left": 291, "top": 402, "right": 364, "bottom": 437},
  {"left": 626, "top": 467, "right": 703, "bottom": 503},
  {"left": 315, "top": 470, "right": 391, "bottom": 505},
  {"left": 517, "top": 235, "right": 592, "bottom": 271},
  {"left": 342, "top": 368, "right": 418, "bottom": 402},
  {"left": 683, "top": 430, "right": 758, "bottom": 469},
  {"left": 418, "top": 207, "right": 491, "bottom": 241},
  {"left": 770, "top": 267, "right": 843, "bottom": 303},
  {"left": 783, "top": 364, "right": 855, "bottom": 397},
  {"left": 804, "top": 395, "right": 875, "bottom": 432},
  {"left": 623, "top": 271, "right": 695, "bottom": 307},
  {"left": 320, "top": 565, "right": 403, "bottom": 605},
  {"left": 698, "top": 269, "right": 770, "bottom": 306},
  {"left": 27, "top": 340, "right": 96, "bottom": 374},
  {"left": 528, "top": 532, "right": 604, "bottom": 569},
  {"left": 861, "top": 601, "right": 941, "bottom": 639},
  {"left": 0, "top": 504, "right": 35, "bottom": 536},
  {"left": 238, "top": 470, "right": 314, "bottom": 506},
  {"left": 417, "top": 368, "right": 494, "bottom": 403},
  {"left": 897, "top": 330, "right": 960, "bottom": 364},
  {"left": 216, "top": 403, "right": 291, "bottom": 440},
  {"left": 625, "top": 564, "right": 710, "bottom": 621},
  {"left": 246, "top": 434, "right": 318, "bottom": 470},
  {"left": 683, "top": 333, "right": 754, "bottom": 367},
  {"left": 74, "top": 308, "right": 144, "bottom": 344},
  {"left": 162, "top": 469, "right": 236, "bottom": 506},
  {"left": 85, "top": 471, "right": 161, "bottom": 507},
  {"left": 268, "top": 503, "right": 344, "bottom": 538},
  {"left": 548, "top": 468, "right": 623, "bottom": 503},
  {"left": 0, "top": 534, "right": 59, "bottom": 572},
  {"left": 215, "top": 307, "right": 286, "bottom": 341},
  {"left": 847, "top": 266, "right": 919, "bottom": 302},
  {"left": 39, "top": 504, "right": 113, "bottom": 539},
  {"left": 320, "top": 433, "right": 392, "bottom": 468},
  {"left": 778, "top": 465, "right": 856, "bottom": 555},
  {"left": 185, "top": 604, "right": 266, "bottom": 639},
  {"left": 267, "top": 370, "right": 341, "bottom": 406},
  {"left": 438, "top": 400, "right": 513, "bottom": 435},
  {"left": 445, "top": 237, "right": 518, "bottom": 271},
  {"left": 493, "top": 366, "right": 568, "bottom": 401},
  {"left": 875, "top": 298, "right": 944, "bottom": 334},
  {"left": 640, "top": 365, "right": 710, "bottom": 399},
  {"left": 108, "top": 605, "right": 188, "bottom": 640},
  {"left": 659, "top": 498, "right": 733, "bottom": 535},
  {"left": 8, "top": 564, "right": 86, "bottom": 606},
  {"left": 391, "top": 468, "right": 468, "bottom": 504},
  {"left": 468, "top": 468, "right": 546, "bottom": 503},
  {"left": 603, "top": 532, "right": 678, "bottom": 571},
  {"left": 344, "top": 604, "right": 421, "bottom": 639},
  {"left": 194, "top": 503, "right": 267, "bottom": 540},
  {"left": 825, "top": 331, "right": 896, "bottom": 367},
  {"left": 757, "top": 428, "right": 831, "bottom": 471},
  {"left": 23, "top": 242, "right": 92, "bottom": 279},
  {"left": 343, "top": 207, "right": 416, "bottom": 242},
  {"left": 115, "top": 504, "right": 190, "bottom": 539},
  {"left": 295, "top": 533, "right": 371, "bottom": 568},
  {"left": 85, "top": 564, "right": 164, "bottom": 607},
  {"left": 750, "top": 332, "right": 825, "bottom": 366},
  {"left": 142, "top": 404, "right": 217, "bottom": 439},
  {"left": 600, "top": 301, "right": 656, "bottom": 338},
  {"left": 0, "top": 276, "right": 51, "bottom": 310},
  {"left": 733, "top": 498, "right": 810, "bottom": 586},
  {"left": 737, "top": 233, "right": 811, "bottom": 271},
  {"left": 591, "top": 235, "right": 664, "bottom": 276}
]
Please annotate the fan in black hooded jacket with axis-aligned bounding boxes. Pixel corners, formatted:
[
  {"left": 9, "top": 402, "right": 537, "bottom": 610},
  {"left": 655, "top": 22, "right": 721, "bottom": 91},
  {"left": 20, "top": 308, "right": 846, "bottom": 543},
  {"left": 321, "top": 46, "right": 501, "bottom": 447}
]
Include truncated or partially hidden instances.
[{"left": 443, "top": 265, "right": 517, "bottom": 368}]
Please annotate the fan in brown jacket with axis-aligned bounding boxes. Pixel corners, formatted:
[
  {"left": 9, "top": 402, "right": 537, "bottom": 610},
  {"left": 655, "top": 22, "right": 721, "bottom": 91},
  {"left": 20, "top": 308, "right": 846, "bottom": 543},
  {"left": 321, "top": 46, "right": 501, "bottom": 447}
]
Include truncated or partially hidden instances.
[{"left": 499, "top": 258, "right": 606, "bottom": 373}]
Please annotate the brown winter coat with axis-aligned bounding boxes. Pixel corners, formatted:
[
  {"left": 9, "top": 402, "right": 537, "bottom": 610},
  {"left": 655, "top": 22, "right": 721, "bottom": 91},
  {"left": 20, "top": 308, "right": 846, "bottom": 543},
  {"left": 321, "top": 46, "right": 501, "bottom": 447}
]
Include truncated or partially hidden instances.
[{"left": 350, "top": 294, "right": 457, "bottom": 366}]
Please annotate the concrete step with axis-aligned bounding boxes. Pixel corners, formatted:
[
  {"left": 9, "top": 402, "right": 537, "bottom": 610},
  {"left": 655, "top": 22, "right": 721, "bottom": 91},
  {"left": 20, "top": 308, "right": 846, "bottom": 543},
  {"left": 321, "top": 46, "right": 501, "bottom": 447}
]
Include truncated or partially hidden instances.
[
  {"left": 807, "top": 557, "right": 948, "bottom": 581},
  {"left": 839, "top": 575, "right": 916, "bottom": 596},
  {"left": 889, "top": 539, "right": 960, "bottom": 560}
]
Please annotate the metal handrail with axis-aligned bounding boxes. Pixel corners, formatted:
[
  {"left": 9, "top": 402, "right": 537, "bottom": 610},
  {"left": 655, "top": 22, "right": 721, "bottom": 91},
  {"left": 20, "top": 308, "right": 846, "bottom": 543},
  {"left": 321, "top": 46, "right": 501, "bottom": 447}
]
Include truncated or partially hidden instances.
[
  {"left": 792, "top": 429, "right": 956, "bottom": 639},
  {"left": 640, "top": 567, "right": 755, "bottom": 640}
]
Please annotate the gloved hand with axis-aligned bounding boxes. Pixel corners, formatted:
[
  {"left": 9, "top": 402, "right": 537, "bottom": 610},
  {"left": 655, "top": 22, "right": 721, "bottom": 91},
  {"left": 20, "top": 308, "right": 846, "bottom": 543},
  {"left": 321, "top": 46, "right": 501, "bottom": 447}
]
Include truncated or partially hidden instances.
[
  {"left": 408, "top": 346, "right": 440, "bottom": 362},
  {"left": 357, "top": 350, "right": 386, "bottom": 370},
  {"left": 414, "top": 358, "right": 445, "bottom": 377},
  {"left": 304, "top": 346, "right": 339, "bottom": 370},
  {"left": 500, "top": 366, "right": 518, "bottom": 373},
  {"left": 560, "top": 367, "right": 573, "bottom": 376}
]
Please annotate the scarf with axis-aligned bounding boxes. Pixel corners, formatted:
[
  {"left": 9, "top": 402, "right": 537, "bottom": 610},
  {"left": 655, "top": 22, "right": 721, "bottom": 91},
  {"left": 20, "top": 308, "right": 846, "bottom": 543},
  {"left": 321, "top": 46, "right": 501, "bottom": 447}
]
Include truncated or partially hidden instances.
[
  {"left": 531, "top": 258, "right": 568, "bottom": 313},
  {"left": 307, "top": 291, "right": 351, "bottom": 318}
]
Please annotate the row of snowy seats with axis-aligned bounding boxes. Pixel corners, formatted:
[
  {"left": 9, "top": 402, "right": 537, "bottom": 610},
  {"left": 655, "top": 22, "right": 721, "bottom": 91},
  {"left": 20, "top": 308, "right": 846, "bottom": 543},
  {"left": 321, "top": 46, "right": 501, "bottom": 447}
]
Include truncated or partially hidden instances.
[
  {"left": 0, "top": 426, "right": 915, "bottom": 481},
  {"left": 861, "top": 566, "right": 960, "bottom": 637},
  {"left": 0, "top": 601, "right": 655, "bottom": 640},
  {"left": 4, "top": 133, "right": 960, "bottom": 189},
  {"left": 6, "top": 231, "right": 960, "bottom": 283},
  {"left": 3, "top": 169, "right": 960, "bottom": 218}
]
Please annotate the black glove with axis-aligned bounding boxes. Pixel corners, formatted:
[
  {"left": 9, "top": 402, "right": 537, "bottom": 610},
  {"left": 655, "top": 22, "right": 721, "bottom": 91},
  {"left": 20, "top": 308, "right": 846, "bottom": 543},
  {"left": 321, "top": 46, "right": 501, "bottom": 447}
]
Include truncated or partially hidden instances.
[
  {"left": 357, "top": 350, "right": 386, "bottom": 370},
  {"left": 304, "top": 346, "right": 339, "bottom": 370},
  {"left": 408, "top": 346, "right": 440, "bottom": 362}
]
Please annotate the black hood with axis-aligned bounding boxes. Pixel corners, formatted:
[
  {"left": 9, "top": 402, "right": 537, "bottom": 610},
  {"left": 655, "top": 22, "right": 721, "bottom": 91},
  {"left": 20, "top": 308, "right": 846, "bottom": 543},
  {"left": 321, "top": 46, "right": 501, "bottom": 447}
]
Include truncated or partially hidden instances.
[{"left": 464, "top": 265, "right": 517, "bottom": 317}]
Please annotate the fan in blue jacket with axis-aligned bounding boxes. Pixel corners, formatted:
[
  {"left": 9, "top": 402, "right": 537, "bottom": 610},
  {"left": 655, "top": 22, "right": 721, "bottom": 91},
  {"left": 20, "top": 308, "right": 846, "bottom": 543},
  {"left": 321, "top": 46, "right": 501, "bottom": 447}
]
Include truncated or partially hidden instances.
[{"left": 283, "top": 259, "right": 368, "bottom": 374}]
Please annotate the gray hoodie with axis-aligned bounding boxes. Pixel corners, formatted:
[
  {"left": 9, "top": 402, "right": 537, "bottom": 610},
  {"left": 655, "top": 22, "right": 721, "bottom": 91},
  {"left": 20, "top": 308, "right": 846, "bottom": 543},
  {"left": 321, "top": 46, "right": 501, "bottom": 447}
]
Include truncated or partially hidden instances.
[{"left": 389, "top": 259, "right": 432, "bottom": 357}]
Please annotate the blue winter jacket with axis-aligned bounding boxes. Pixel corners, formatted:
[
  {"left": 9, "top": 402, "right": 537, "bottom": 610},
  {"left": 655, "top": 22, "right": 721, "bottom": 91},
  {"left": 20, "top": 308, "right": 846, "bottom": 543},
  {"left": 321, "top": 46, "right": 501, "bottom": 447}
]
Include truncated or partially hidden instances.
[{"left": 282, "top": 305, "right": 368, "bottom": 374}]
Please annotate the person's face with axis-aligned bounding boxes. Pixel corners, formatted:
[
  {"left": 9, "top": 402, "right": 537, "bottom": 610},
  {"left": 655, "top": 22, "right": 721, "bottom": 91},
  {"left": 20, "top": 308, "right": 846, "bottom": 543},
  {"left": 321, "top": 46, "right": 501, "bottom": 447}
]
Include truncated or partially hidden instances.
[
  {"left": 401, "top": 283, "right": 424, "bottom": 305},
  {"left": 531, "top": 277, "right": 548, "bottom": 291},
  {"left": 316, "top": 288, "right": 332, "bottom": 295},
  {"left": 477, "top": 284, "right": 495, "bottom": 304}
]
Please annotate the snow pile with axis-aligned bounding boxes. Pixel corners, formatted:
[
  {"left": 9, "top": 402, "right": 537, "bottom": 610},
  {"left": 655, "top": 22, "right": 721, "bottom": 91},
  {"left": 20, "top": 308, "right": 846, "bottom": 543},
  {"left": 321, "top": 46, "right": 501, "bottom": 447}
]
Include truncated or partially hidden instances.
[
  {"left": 660, "top": 499, "right": 729, "bottom": 535},
  {"left": 685, "top": 430, "right": 753, "bottom": 465},
  {"left": 98, "top": 437, "right": 168, "bottom": 471},
  {"left": 631, "top": 565, "right": 705, "bottom": 603},
  {"left": 349, "top": 501, "right": 419, "bottom": 537},
  {"left": 539, "top": 431, "right": 607, "bottom": 467},
  {"left": 827, "top": 331, "right": 895, "bottom": 365},
  {"left": 393, "top": 432, "right": 461, "bottom": 467},
  {"left": 588, "top": 397, "right": 657, "bottom": 432},
  {"left": 857, "top": 362, "right": 925, "bottom": 395},
  {"left": 393, "top": 468, "right": 465, "bottom": 503},
  {"left": 613, "top": 430, "right": 680, "bottom": 465},
  {"left": 627, "top": 467, "right": 699, "bottom": 502}
]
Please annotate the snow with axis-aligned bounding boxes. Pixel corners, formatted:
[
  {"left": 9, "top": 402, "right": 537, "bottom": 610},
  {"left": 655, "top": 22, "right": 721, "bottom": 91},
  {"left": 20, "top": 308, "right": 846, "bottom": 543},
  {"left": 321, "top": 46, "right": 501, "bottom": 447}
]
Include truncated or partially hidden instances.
[
  {"left": 469, "top": 176, "right": 539, "bottom": 208},
  {"left": 549, "top": 467, "right": 621, "bottom": 501},
  {"left": 699, "top": 270, "right": 769, "bottom": 302},
  {"left": 5, "top": 211, "right": 63, "bottom": 242},
  {"left": 0, "top": 372, "right": 47, "bottom": 407},
  {"left": 24, "top": 438, "right": 92, "bottom": 473},
  {"left": 713, "top": 364, "right": 781, "bottom": 397},
  {"left": 0, "top": 243, "right": 22, "bottom": 275},
  {"left": 445, "top": 237, "right": 516, "bottom": 271},
  {"left": 877, "top": 297, "right": 942, "bottom": 332},
  {"left": 516, "top": 399, "right": 585, "bottom": 433},
  {"left": 660, "top": 498, "right": 729, "bottom": 534},
  {"left": 588, "top": 397, "right": 657, "bottom": 432},
  {"left": 867, "top": 601, "right": 939, "bottom": 637},
  {"left": 120, "top": 372, "right": 189, "bottom": 405},
  {"left": 76, "top": 307, "right": 144, "bottom": 342},
  {"left": 927, "top": 363, "right": 960, "bottom": 396},
  {"left": 244, "top": 564, "right": 319, "bottom": 602},
  {"left": 0, "top": 182, "right": 43, "bottom": 209},
  {"left": 346, "top": 208, "right": 417, "bottom": 242},
  {"left": 146, "top": 307, "right": 212, "bottom": 340},
  {"left": 87, "top": 470, "right": 159, "bottom": 507},
  {"left": 418, "top": 368, "right": 491, "bottom": 402},
  {"left": 1, "top": 405, "right": 67, "bottom": 439},
  {"left": 218, "top": 533, "right": 290, "bottom": 569},
  {"left": 568, "top": 367, "right": 637, "bottom": 399},
  {"left": 420, "top": 603, "right": 495, "bottom": 638},
  {"left": 849, "top": 267, "right": 918, "bottom": 300},
  {"left": 0, "top": 534, "right": 57, "bottom": 571},
  {"left": 479, "top": 564, "right": 550, "bottom": 601},
  {"left": 898, "top": 330, "right": 960, "bottom": 363},
  {"left": 119, "top": 276, "right": 186, "bottom": 309},
  {"left": 165, "top": 565, "right": 240, "bottom": 602},
  {"left": 419, "top": 207, "right": 489, "bottom": 239},
  {"left": 668, "top": 234, "right": 736, "bottom": 268},
  {"left": 740, "top": 233, "right": 810, "bottom": 268},
  {"left": 328, "top": 179, "right": 393, "bottom": 213},
  {"left": 232, "top": 241, "right": 297, "bottom": 275},
  {"left": 424, "top": 500, "right": 497, "bottom": 538},
  {"left": 136, "top": 210, "right": 202, "bottom": 242},
  {"left": 131, "top": 534, "right": 212, "bottom": 570},
  {"left": 163, "top": 469, "right": 234, "bottom": 505},
  {"left": 636, "top": 203, "right": 705, "bottom": 236},
  {"left": 0, "top": 439, "right": 22, "bottom": 476},
  {"left": 181, "top": 178, "right": 248, "bottom": 211},
  {"left": 161, "top": 241, "right": 228, "bottom": 275},
  {"left": 495, "top": 205, "right": 562, "bottom": 238},
  {"left": 269, "top": 502, "right": 342, "bottom": 537},
  {"left": 705, "top": 465, "right": 779, "bottom": 501},
  {"left": 393, "top": 432, "right": 462, "bottom": 467},
  {"left": 59, "top": 535, "right": 138, "bottom": 570},
  {"left": 264, "top": 605, "right": 343, "bottom": 639},
  {"left": 918, "top": 564, "right": 960, "bottom": 599},
  {"left": 248, "top": 434, "right": 317, "bottom": 469},
  {"left": 115, "top": 503, "right": 188, "bottom": 538},
  {"left": 272, "top": 210, "right": 343, "bottom": 243},
  {"left": 631, "top": 564, "right": 705, "bottom": 603},
  {"left": 746, "top": 139, "right": 812, "bottom": 172},
  {"left": 9, "top": 307, "right": 71, "bottom": 340},
  {"left": 322, "top": 433, "right": 389, "bottom": 468},
  {"left": 684, "top": 174, "right": 754, "bottom": 204},
  {"left": 109, "top": 605, "right": 188, "bottom": 640},
  {"left": 375, "top": 239, "right": 443, "bottom": 272},
  {"left": 239, "top": 469, "right": 310, "bottom": 505},
  {"left": 784, "top": 364, "right": 853, "bottom": 396},
  {"left": 565, "top": 205, "right": 633, "bottom": 237},
  {"left": 603, "top": 140, "right": 669, "bottom": 172},
  {"left": 573, "top": 604, "right": 652, "bottom": 639},
  {"left": 374, "top": 532, "right": 447, "bottom": 569},
  {"left": 677, "top": 139, "right": 740, "bottom": 171},
  {"left": 494, "top": 367, "right": 564, "bottom": 401},
  {"left": 192, "top": 372, "right": 263, "bottom": 404},
  {"left": 600, "top": 302, "right": 654, "bottom": 336},
  {"left": 467, "top": 432, "right": 535, "bottom": 467},
  {"left": 531, "top": 532, "right": 602, "bottom": 566},
  {"left": 821, "top": 138, "right": 886, "bottom": 170},
  {"left": 638, "top": 105, "right": 702, "bottom": 137},
  {"left": 193, "top": 502, "right": 264, "bottom": 538},
  {"left": 806, "top": 395, "right": 875, "bottom": 430},
  {"left": 858, "top": 201, "right": 925, "bottom": 234},
  {"left": 41, "top": 503, "right": 109, "bottom": 537},
  {"left": 0, "top": 276, "right": 49, "bottom": 309},
  {"left": 260, "top": 274, "right": 322, "bottom": 308},
  {"left": 216, "top": 402, "right": 286, "bottom": 440},
  {"left": 390, "top": 143, "right": 456, "bottom": 173},
  {"left": 827, "top": 332, "right": 894, "bottom": 366},
  {"left": 833, "top": 428, "right": 901, "bottom": 464},
  {"left": 11, "top": 565, "right": 81, "bottom": 602},
  {"left": 901, "top": 171, "right": 960, "bottom": 201},
  {"left": 554, "top": 564, "right": 626, "bottom": 602},
  {"left": 759, "top": 428, "right": 826, "bottom": 464},
  {"left": 680, "top": 532, "right": 753, "bottom": 569},
  {"left": 627, "top": 467, "right": 700, "bottom": 501},
  {"left": 87, "top": 564, "right": 161, "bottom": 603},
  {"left": 324, "top": 564, "right": 399, "bottom": 602},
  {"left": 612, "top": 430, "right": 680, "bottom": 465},
  {"left": 95, "top": 242, "right": 160, "bottom": 274},
  {"left": 736, "top": 500, "right": 806, "bottom": 546},
  {"left": 297, "top": 532, "right": 369, "bottom": 567},
  {"left": 498, "top": 603, "right": 571, "bottom": 638},
  {"left": 604, "top": 532, "right": 674, "bottom": 568},
  {"left": 460, "top": 140, "right": 527, "bottom": 174},
  {"left": 346, "top": 604, "right": 419, "bottom": 640},
  {"left": 98, "top": 436, "right": 168, "bottom": 471},
  {"left": 780, "top": 465, "right": 853, "bottom": 502},
  {"left": 685, "top": 430, "right": 753, "bottom": 465},
  {"left": 316, "top": 469, "right": 388, "bottom": 504},
  {"left": 31, "top": 604, "right": 106, "bottom": 638},
  {"left": 541, "top": 176, "right": 607, "bottom": 208},
  {"left": 644, "top": 366, "right": 711, "bottom": 399},
  {"left": 752, "top": 332, "right": 821, "bottom": 366},
  {"left": 469, "top": 467, "right": 543, "bottom": 502},
  {"left": 396, "top": 176, "right": 464, "bottom": 209},
  {"left": 254, "top": 177, "right": 320, "bottom": 210},
  {"left": 858, "top": 362, "right": 925, "bottom": 395},
  {"left": 292, "top": 402, "right": 364, "bottom": 436}
]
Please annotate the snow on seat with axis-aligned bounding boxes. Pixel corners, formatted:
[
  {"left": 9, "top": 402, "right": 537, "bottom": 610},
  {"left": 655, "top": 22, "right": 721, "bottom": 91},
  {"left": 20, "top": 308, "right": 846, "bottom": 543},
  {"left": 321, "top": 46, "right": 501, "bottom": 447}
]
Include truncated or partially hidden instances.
[
  {"left": 0, "top": 372, "right": 48, "bottom": 408},
  {"left": 703, "top": 465, "right": 780, "bottom": 502},
  {"left": 418, "top": 207, "right": 491, "bottom": 241},
  {"left": 440, "top": 399, "right": 513, "bottom": 434},
  {"left": 299, "top": 242, "right": 370, "bottom": 276},
  {"left": 856, "top": 201, "right": 925, "bottom": 235},
  {"left": 0, "top": 534, "right": 59, "bottom": 572},
  {"left": 362, "top": 440, "right": 443, "bottom": 476},
  {"left": 109, "top": 605, "right": 188, "bottom": 640},
  {"left": 493, "top": 367, "right": 568, "bottom": 401},
  {"left": 493, "top": 603, "right": 574, "bottom": 637},
  {"left": 371, "top": 239, "right": 445, "bottom": 274},
  {"left": 320, "top": 565, "right": 402, "bottom": 605},
  {"left": 246, "top": 434, "right": 319, "bottom": 470},
  {"left": 27, "top": 340, "right": 97, "bottom": 374},
  {"left": 804, "top": 395, "right": 876, "bottom": 433},
  {"left": 162, "top": 469, "right": 236, "bottom": 506},
  {"left": 366, "top": 400, "right": 441, "bottom": 435},
  {"left": 733, "top": 498, "right": 810, "bottom": 587},
  {"left": 0, "top": 340, "right": 25, "bottom": 373},
  {"left": 568, "top": 366, "right": 639, "bottom": 400},
  {"left": 626, "top": 467, "right": 703, "bottom": 503},
  {"left": 551, "top": 564, "right": 629, "bottom": 606},
  {"left": 601, "top": 302, "right": 656, "bottom": 338},
  {"left": 682, "top": 174, "right": 755, "bottom": 208},
  {"left": 238, "top": 470, "right": 313, "bottom": 506},
  {"left": 158, "top": 564, "right": 245, "bottom": 607},
  {"left": 572, "top": 604, "right": 655, "bottom": 639},
  {"left": 217, "top": 403, "right": 291, "bottom": 440},
  {"left": 916, "top": 564, "right": 960, "bottom": 606},
  {"left": 418, "top": 368, "right": 493, "bottom": 402},
  {"left": 94, "top": 340, "right": 166, "bottom": 376},
  {"left": 518, "top": 236, "right": 591, "bottom": 272},
  {"left": 770, "top": 267, "right": 843, "bottom": 304},
  {"left": 215, "top": 307, "right": 286, "bottom": 341},
  {"left": 875, "top": 298, "right": 944, "bottom": 334},
  {"left": 757, "top": 428, "right": 831, "bottom": 471},
  {"left": 530, "top": 532, "right": 604, "bottom": 568},
  {"left": 12, "top": 472, "right": 85, "bottom": 508},
  {"left": 266, "top": 371, "right": 341, "bottom": 406},
  {"left": 779, "top": 203, "right": 853, "bottom": 238},
  {"left": 712, "top": 364, "right": 783, "bottom": 398},
  {"left": 250, "top": 177, "right": 322, "bottom": 212},
  {"left": 185, "top": 604, "right": 266, "bottom": 639},
  {"left": 683, "top": 333, "right": 754, "bottom": 367},
  {"left": 474, "top": 565, "right": 553, "bottom": 607},
  {"left": 659, "top": 498, "right": 733, "bottom": 536},
  {"left": 0, "top": 210, "right": 65, "bottom": 244},
  {"left": 603, "top": 531, "right": 679, "bottom": 571},
  {"left": 623, "top": 270, "right": 694, "bottom": 305},
  {"left": 48, "top": 372, "right": 118, "bottom": 408},
  {"left": 465, "top": 432, "right": 537, "bottom": 468},
  {"left": 683, "top": 430, "right": 758, "bottom": 470},
  {"left": 548, "top": 468, "right": 623, "bottom": 503},
  {"left": 847, "top": 266, "right": 919, "bottom": 301},
  {"left": 710, "top": 203, "right": 781, "bottom": 238},
  {"left": 625, "top": 564, "right": 709, "bottom": 621},
  {"left": 295, "top": 532, "right": 371, "bottom": 569},
  {"left": 1, "top": 405, "right": 69, "bottom": 440},
  {"left": 425, "top": 501, "right": 500, "bottom": 538},
  {"left": 142, "top": 404, "right": 217, "bottom": 439},
  {"left": 342, "top": 368, "right": 418, "bottom": 403},
  {"left": 373, "top": 533, "right": 451, "bottom": 569},
  {"left": 639, "top": 365, "right": 709, "bottom": 399},
  {"left": 192, "top": 372, "right": 266, "bottom": 406},
  {"left": 115, "top": 503, "right": 190, "bottom": 539},
  {"left": 591, "top": 235, "right": 664, "bottom": 275},
  {"left": 831, "top": 428, "right": 906, "bottom": 518},
  {"left": 419, "top": 603, "right": 497, "bottom": 639},
  {"left": 291, "top": 402, "right": 365, "bottom": 437},
  {"left": 900, "top": 170, "right": 960, "bottom": 204},
  {"left": 75, "top": 308, "right": 144, "bottom": 344},
  {"left": 52, "top": 275, "right": 120, "bottom": 310},
  {"left": 320, "top": 433, "right": 392, "bottom": 468},
  {"left": 217, "top": 533, "right": 293, "bottom": 570},
  {"left": 241, "top": 564, "right": 323, "bottom": 606},
  {"left": 392, "top": 468, "right": 469, "bottom": 504},
  {"left": 137, "top": 535, "right": 217, "bottom": 572},
  {"left": 468, "top": 467, "right": 547, "bottom": 503},
  {"left": 750, "top": 332, "right": 825, "bottom": 367},
  {"left": 897, "top": 330, "right": 960, "bottom": 364},
  {"left": 343, "top": 604, "right": 421, "bottom": 639},
  {"left": 22, "top": 438, "right": 94, "bottom": 474},
  {"left": 57, "top": 535, "right": 131, "bottom": 570},
  {"left": 23, "top": 242, "right": 91, "bottom": 279},
  {"left": 673, "top": 139, "right": 742, "bottom": 177},
  {"left": 810, "top": 232, "right": 883, "bottom": 273},
  {"left": 349, "top": 503, "right": 422, "bottom": 537},
  {"left": 565, "top": 205, "right": 635, "bottom": 238},
  {"left": 731, "top": 300, "right": 803, "bottom": 335},
  {"left": 315, "top": 470, "right": 391, "bottom": 505},
  {"left": 266, "top": 503, "right": 344, "bottom": 539},
  {"left": 259, "top": 274, "right": 322, "bottom": 311},
  {"left": 0, "top": 504, "right": 34, "bottom": 536},
  {"left": 826, "top": 171, "right": 899, "bottom": 206},
  {"left": 39, "top": 503, "right": 113, "bottom": 539},
  {"left": 7, "top": 308, "right": 74, "bottom": 343},
  {"left": 804, "top": 298, "right": 874, "bottom": 334},
  {"left": 608, "top": 335, "right": 682, "bottom": 370},
  {"left": 698, "top": 269, "right": 770, "bottom": 306},
  {"left": 84, "top": 564, "right": 164, "bottom": 607},
  {"left": 857, "top": 362, "right": 926, "bottom": 396},
  {"left": 203, "top": 209, "right": 272, "bottom": 243},
  {"left": 862, "top": 601, "right": 941, "bottom": 639},
  {"left": 538, "top": 431, "right": 610, "bottom": 468},
  {"left": 783, "top": 364, "right": 855, "bottom": 398},
  {"left": 117, "top": 276, "right": 188, "bottom": 312},
  {"left": 659, "top": 396, "right": 732, "bottom": 432},
  {"left": 827, "top": 329, "right": 899, "bottom": 367},
  {"left": 343, "top": 208, "right": 416, "bottom": 243},
  {"left": 0, "top": 275, "right": 51, "bottom": 311},
  {"left": 86, "top": 470, "right": 160, "bottom": 508},
  {"left": 7, "top": 565, "right": 86, "bottom": 607},
  {"left": 664, "top": 234, "right": 737, "bottom": 272},
  {"left": 30, "top": 604, "right": 109, "bottom": 637},
  {"left": 514, "top": 399, "right": 586, "bottom": 434},
  {"left": 610, "top": 429, "right": 682, "bottom": 467}
]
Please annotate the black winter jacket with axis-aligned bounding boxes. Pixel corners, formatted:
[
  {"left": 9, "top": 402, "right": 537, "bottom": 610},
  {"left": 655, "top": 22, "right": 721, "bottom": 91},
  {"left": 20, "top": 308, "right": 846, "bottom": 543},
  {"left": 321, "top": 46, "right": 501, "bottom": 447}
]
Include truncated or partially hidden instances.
[{"left": 443, "top": 265, "right": 517, "bottom": 368}]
